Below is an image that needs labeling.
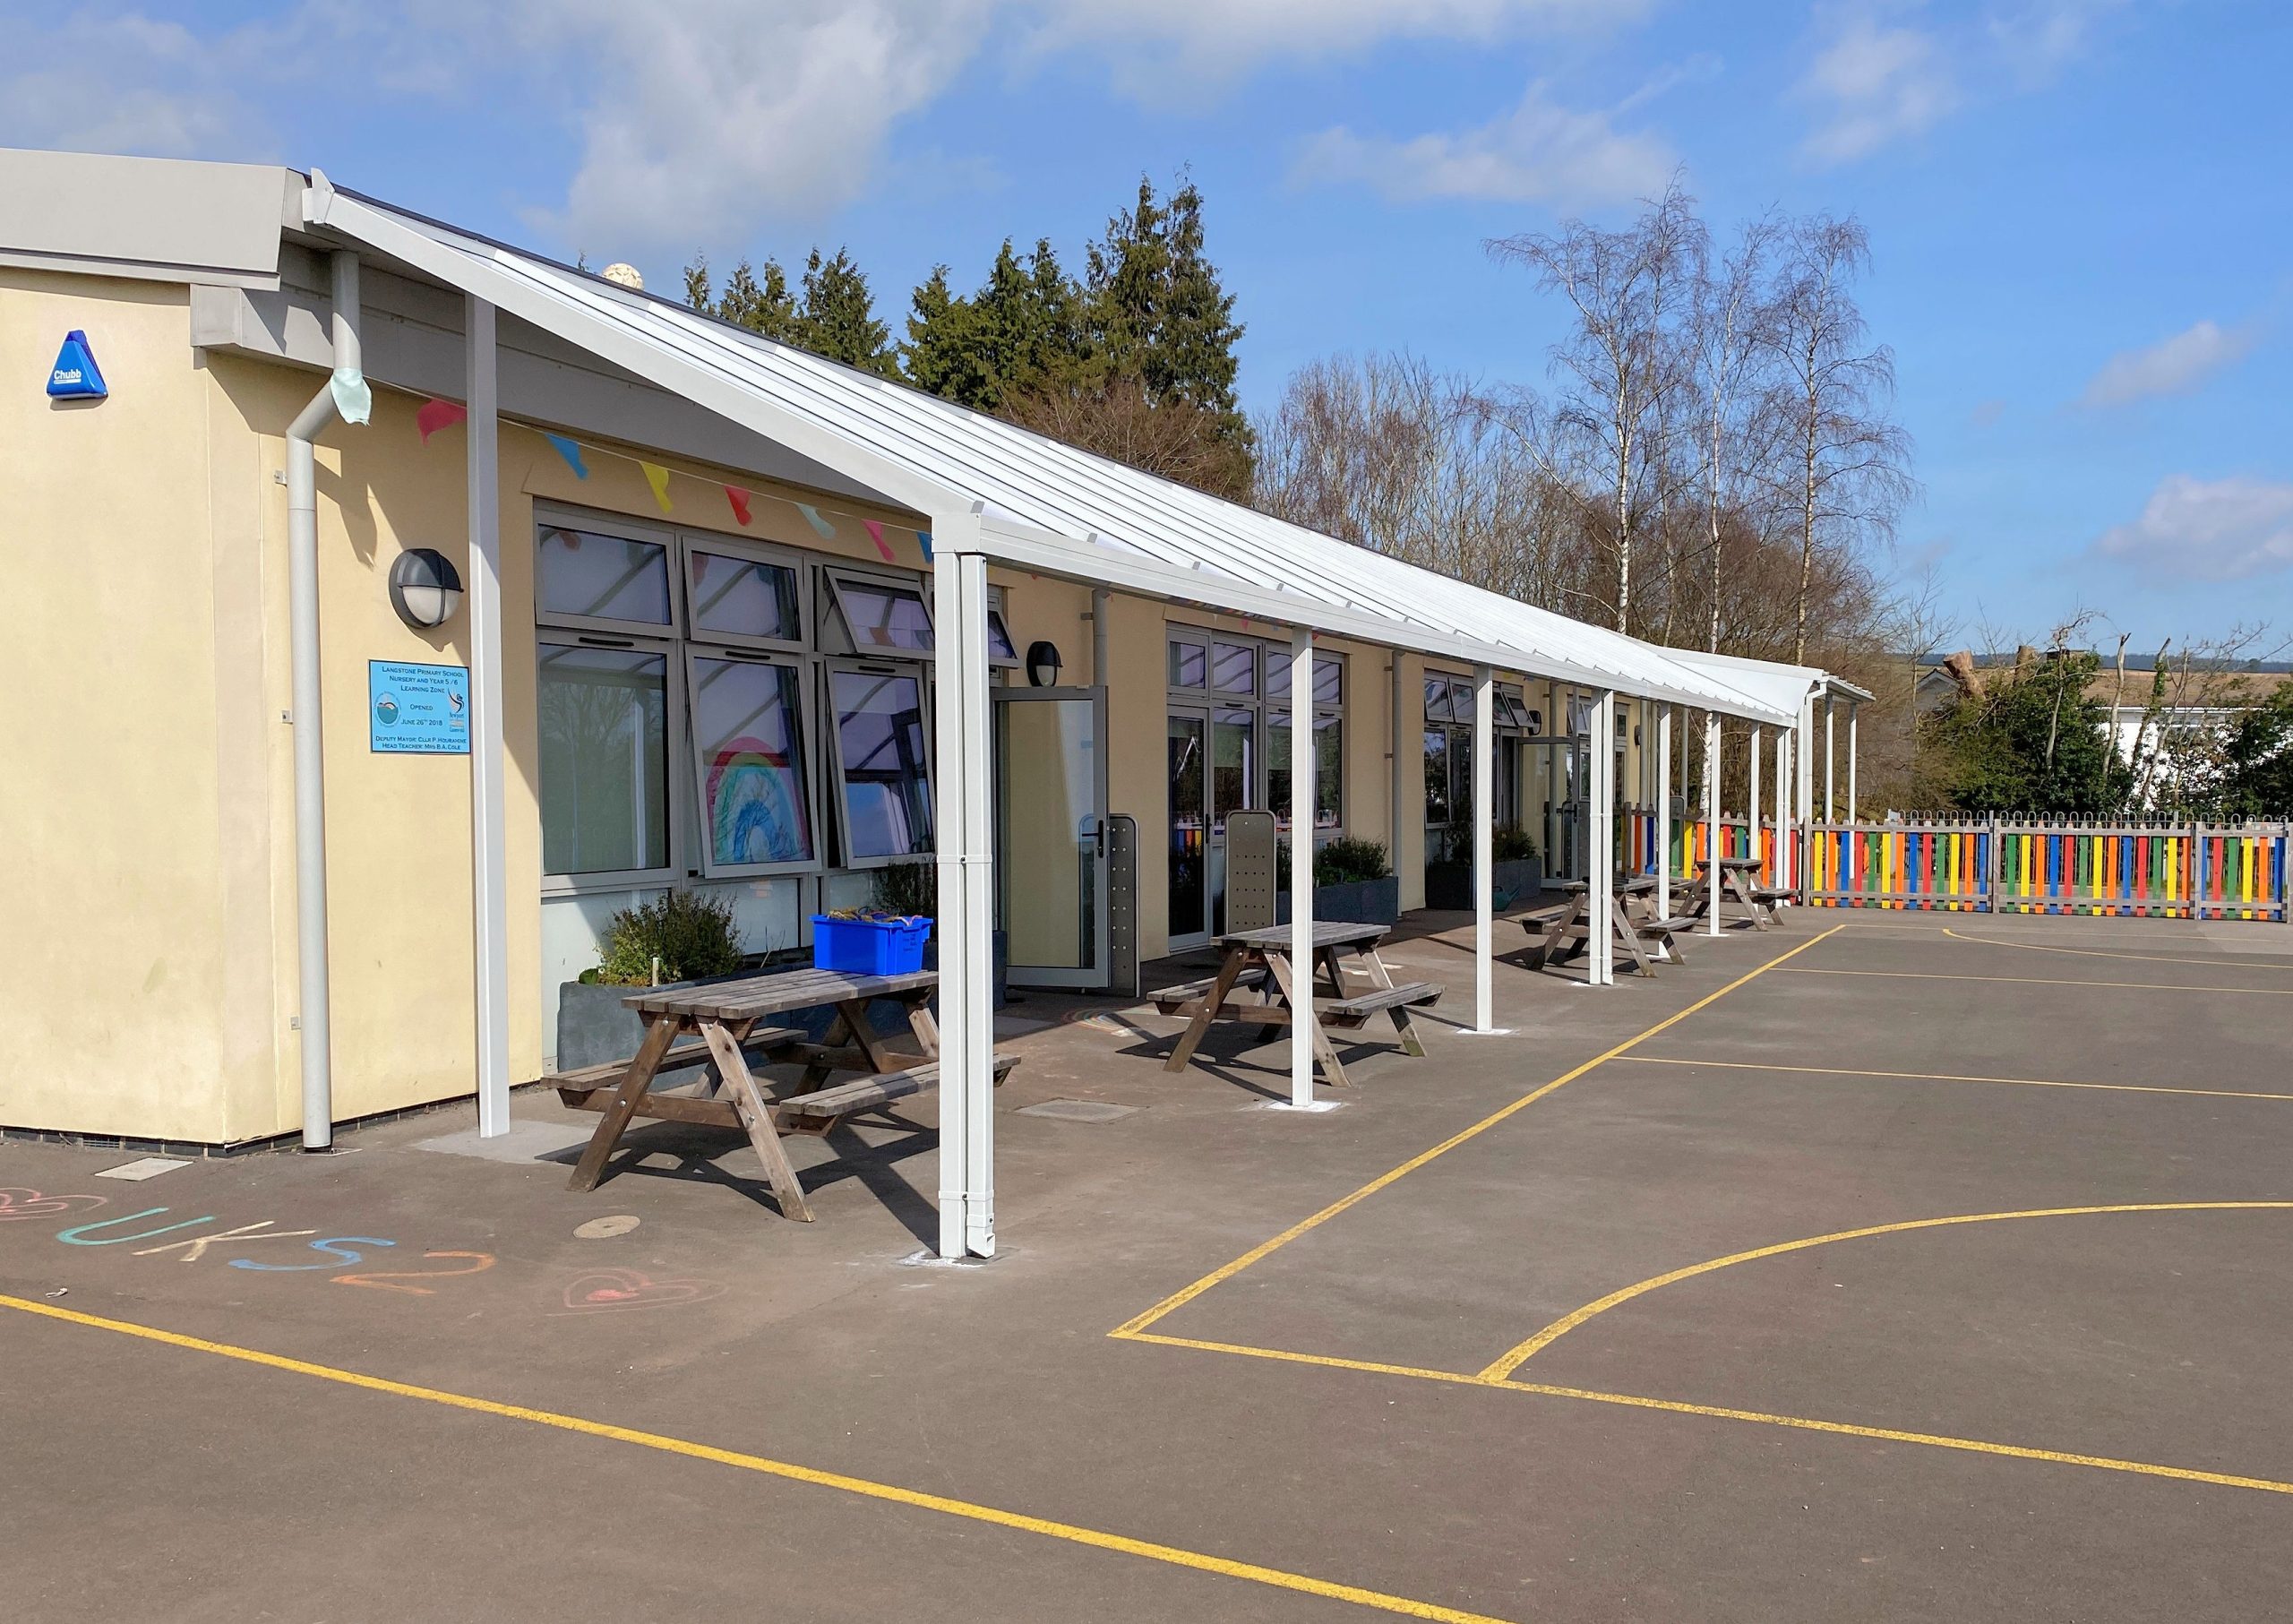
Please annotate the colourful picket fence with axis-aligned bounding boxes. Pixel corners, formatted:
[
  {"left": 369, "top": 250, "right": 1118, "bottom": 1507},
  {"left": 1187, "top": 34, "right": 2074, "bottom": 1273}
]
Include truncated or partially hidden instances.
[{"left": 1613, "top": 810, "right": 2289, "bottom": 922}]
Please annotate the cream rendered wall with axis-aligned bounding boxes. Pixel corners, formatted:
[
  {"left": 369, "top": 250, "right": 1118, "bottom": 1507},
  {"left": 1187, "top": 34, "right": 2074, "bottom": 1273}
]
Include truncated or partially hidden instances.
[{"left": 0, "top": 271, "right": 239, "bottom": 1141}]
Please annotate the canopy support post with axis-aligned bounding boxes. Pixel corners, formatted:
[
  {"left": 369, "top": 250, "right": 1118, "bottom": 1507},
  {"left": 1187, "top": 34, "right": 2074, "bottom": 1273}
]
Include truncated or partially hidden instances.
[
  {"left": 1705, "top": 715, "right": 1722, "bottom": 938},
  {"left": 1654, "top": 705, "right": 1672, "bottom": 921},
  {"left": 466, "top": 295, "right": 509, "bottom": 1139},
  {"left": 933, "top": 513, "right": 995, "bottom": 1259},
  {"left": 1473, "top": 665, "right": 1494, "bottom": 1030},
  {"left": 1289, "top": 627, "right": 1318, "bottom": 1107}
]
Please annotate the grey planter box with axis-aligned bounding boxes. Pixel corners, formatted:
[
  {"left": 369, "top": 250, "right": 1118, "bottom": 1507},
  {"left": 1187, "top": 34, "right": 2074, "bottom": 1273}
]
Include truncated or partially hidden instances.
[
  {"left": 553, "top": 929, "right": 1009, "bottom": 1077},
  {"left": 1277, "top": 875, "right": 1401, "bottom": 926},
  {"left": 1423, "top": 856, "right": 1542, "bottom": 911}
]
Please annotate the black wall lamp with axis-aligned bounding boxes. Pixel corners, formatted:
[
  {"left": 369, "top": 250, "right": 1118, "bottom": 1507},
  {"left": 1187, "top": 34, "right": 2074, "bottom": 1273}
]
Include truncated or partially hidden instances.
[
  {"left": 1026, "top": 640, "right": 1063, "bottom": 687},
  {"left": 389, "top": 547, "right": 464, "bottom": 630}
]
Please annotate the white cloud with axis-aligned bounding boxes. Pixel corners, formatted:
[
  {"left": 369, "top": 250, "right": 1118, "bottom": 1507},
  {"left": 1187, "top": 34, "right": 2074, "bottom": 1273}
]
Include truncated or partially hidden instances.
[
  {"left": 0, "top": 12, "right": 264, "bottom": 156},
  {"left": 1294, "top": 81, "right": 1675, "bottom": 207},
  {"left": 1798, "top": 12, "right": 1959, "bottom": 166},
  {"left": 2094, "top": 475, "right": 2293, "bottom": 582},
  {"left": 1988, "top": 0, "right": 2126, "bottom": 88},
  {"left": 1019, "top": 0, "right": 1643, "bottom": 67},
  {"left": 2076, "top": 320, "right": 2256, "bottom": 409}
]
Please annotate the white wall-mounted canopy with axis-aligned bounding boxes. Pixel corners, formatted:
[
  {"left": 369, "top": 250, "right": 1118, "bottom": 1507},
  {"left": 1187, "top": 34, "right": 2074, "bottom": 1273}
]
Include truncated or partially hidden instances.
[
  {"left": 1664, "top": 648, "right": 1874, "bottom": 716},
  {"left": 301, "top": 176, "right": 1799, "bottom": 721}
]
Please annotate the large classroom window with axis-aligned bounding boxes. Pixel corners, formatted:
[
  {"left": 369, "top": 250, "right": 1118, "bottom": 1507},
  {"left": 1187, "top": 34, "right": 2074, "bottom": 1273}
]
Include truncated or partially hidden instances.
[
  {"left": 1168, "top": 629, "right": 1346, "bottom": 836},
  {"left": 538, "top": 505, "right": 991, "bottom": 891}
]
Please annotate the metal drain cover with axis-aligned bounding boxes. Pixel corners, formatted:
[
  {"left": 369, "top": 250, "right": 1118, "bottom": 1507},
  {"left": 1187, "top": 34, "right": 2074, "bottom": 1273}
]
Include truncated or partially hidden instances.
[{"left": 1018, "top": 1098, "right": 1140, "bottom": 1123}]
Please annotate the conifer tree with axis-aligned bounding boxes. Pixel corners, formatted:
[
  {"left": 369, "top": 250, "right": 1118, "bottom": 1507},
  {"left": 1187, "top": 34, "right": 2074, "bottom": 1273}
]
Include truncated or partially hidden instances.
[
  {"left": 796, "top": 248, "right": 897, "bottom": 377},
  {"left": 718, "top": 259, "right": 799, "bottom": 343}
]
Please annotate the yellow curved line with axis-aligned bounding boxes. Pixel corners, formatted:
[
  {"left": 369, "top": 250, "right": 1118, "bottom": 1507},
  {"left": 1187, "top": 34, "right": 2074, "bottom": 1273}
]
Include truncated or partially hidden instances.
[
  {"left": 1477, "top": 1201, "right": 2293, "bottom": 1382},
  {"left": 1941, "top": 926, "right": 2293, "bottom": 972},
  {"left": 0, "top": 1293, "right": 1514, "bottom": 1624}
]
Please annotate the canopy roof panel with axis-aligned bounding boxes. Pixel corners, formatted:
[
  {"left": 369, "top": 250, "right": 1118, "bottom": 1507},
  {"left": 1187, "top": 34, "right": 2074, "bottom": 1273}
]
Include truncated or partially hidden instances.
[{"left": 309, "top": 177, "right": 1799, "bottom": 721}]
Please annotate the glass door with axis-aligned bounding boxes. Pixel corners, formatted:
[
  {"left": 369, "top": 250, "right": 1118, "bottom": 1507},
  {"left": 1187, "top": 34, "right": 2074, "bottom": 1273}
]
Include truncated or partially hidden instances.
[
  {"left": 995, "top": 687, "right": 1110, "bottom": 989},
  {"left": 1167, "top": 708, "right": 1210, "bottom": 949}
]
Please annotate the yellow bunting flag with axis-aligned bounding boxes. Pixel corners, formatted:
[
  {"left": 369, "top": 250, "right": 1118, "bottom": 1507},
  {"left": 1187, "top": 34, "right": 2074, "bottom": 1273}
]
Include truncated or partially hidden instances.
[{"left": 640, "top": 460, "right": 674, "bottom": 513}]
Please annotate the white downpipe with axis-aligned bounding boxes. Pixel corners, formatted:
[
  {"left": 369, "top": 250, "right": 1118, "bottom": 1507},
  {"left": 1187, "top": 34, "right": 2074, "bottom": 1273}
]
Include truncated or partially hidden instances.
[
  {"left": 1473, "top": 665, "right": 1494, "bottom": 1032},
  {"left": 1390, "top": 654, "right": 1405, "bottom": 907},
  {"left": 1774, "top": 725, "right": 1791, "bottom": 895},
  {"left": 933, "top": 515, "right": 996, "bottom": 1258},
  {"left": 1748, "top": 725, "right": 1763, "bottom": 889},
  {"left": 1824, "top": 698, "right": 1836, "bottom": 823},
  {"left": 1705, "top": 715, "right": 1722, "bottom": 938},
  {"left": 1848, "top": 704, "right": 1859, "bottom": 822},
  {"left": 1089, "top": 588, "right": 1108, "bottom": 685},
  {"left": 1289, "top": 627, "right": 1316, "bottom": 1107},
  {"left": 467, "top": 296, "right": 510, "bottom": 1139},
  {"left": 288, "top": 249, "right": 370, "bottom": 1151},
  {"left": 1591, "top": 692, "right": 1616, "bottom": 985},
  {"left": 1654, "top": 706, "right": 1672, "bottom": 921}
]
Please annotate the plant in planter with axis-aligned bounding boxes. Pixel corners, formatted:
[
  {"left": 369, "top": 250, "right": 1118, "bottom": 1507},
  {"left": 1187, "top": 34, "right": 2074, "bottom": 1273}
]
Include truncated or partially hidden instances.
[
  {"left": 1275, "top": 836, "right": 1403, "bottom": 924},
  {"left": 812, "top": 859, "right": 936, "bottom": 975},
  {"left": 1424, "top": 824, "right": 1545, "bottom": 909},
  {"left": 584, "top": 889, "right": 744, "bottom": 986}
]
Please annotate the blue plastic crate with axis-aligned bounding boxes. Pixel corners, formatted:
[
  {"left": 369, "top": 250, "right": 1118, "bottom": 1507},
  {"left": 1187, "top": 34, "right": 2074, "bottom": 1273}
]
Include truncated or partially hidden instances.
[{"left": 811, "top": 915, "right": 932, "bottom": 975}]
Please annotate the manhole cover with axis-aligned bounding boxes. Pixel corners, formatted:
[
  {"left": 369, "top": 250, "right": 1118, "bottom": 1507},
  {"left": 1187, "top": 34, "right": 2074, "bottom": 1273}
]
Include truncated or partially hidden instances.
[{"left": 1017, "top": 1099, "right": 1139, "bottom": 1124}]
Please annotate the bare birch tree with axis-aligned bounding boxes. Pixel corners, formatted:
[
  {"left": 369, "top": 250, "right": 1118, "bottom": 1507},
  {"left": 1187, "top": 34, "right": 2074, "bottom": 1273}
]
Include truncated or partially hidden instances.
[
  {"left": 1765, "top": 215, "right": 1915, "bottom": 665},
  {"left": 1687, "top": 211, "right": 1782, "bottom": 653}
]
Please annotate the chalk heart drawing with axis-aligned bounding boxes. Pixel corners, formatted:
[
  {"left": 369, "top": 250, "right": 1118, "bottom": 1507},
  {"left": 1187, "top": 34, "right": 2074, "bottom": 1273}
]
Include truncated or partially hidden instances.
[
  {"left": 0, "top": 1189, "right": 105, "bottom": 1222},
  {"left": 558, "top": 1267, "right": 726, "bottom": 1314}
]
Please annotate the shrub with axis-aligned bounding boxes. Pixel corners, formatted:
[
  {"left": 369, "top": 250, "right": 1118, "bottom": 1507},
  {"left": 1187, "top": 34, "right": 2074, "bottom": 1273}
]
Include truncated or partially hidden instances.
[
  {"left": 1316, "top": 837, "right": 1392, "bottom": 886},
  {"left": 869, "top": 859, "right": 937, "bottom": 920},
  {"left": 590, "top": 889, "right": 743, "bottom": 986},
  {"left": 1492, "top": 825, "right": 1540, "bottom": 863}
]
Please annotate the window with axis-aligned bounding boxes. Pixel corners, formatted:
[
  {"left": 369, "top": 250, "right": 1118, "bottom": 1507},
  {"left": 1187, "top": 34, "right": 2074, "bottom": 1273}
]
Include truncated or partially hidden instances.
[
  {"left": 1212, "top": 641, "right": 1258, "bottom": 695},
  {"left": 1423, "top": 729, "right": 1451, "bottom": 826},
  {"left": 688, "top": 653, "right": 813, "bottom": 872},
  {"left": 539, "top": 644, "right": 670, "bottom": 877},
  {"left": 1212, "top": 707, "right": 1255, "bottom": 832},
  {"left": 827, "top": 571, "right": 933, "bottom": 653},
  {"left": 829, "top": 666, "right": 934, "bottom": 863},
  {"left": 1423, "top": 672, "right": 1477, "bottom": 834},
  {"left": 987, "top": 606, "right": 1019, "bottom": 666},
  {"left": 537, "top": 525, "right": 673, "bottom": 631},
  {"left": 687, "top": 545, "right": 801, "bottom": 648},
  {"left": 1168, "top": 636, "right": 1207, "bottom": 690},
  {"left": 1315, "top": 712, "right": 1342, "bottom": 829}
]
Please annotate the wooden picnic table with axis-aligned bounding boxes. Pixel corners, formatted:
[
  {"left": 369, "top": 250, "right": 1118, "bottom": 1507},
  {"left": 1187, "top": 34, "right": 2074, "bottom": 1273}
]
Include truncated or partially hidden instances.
[
  {"left": 1519, "top": 875, "right": 1693, "bottom": 977},
  {"left": 1151, "top": 921, "right": 1443, "bottom": 1089},
  {"left": 549, "top": 966, "right": 1015, "bottom": 1222},
  {"left": 1689, "top": 855, "right": 1792, "bottom": 929}
]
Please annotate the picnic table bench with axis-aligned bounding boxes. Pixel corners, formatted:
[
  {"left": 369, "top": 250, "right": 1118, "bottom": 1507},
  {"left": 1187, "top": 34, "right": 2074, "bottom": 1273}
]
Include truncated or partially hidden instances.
[
  {"left": 1151, "top": 921, "right": 1442, "bottom": 1089},
  {"left": 1690, "top": 855, "right": 1790, "bottom": 929},
  {"left": 1520, "top": 876, "right": 1693, "bottom": 977},
  {"left": 546, "top": 967, "right": 1016, "bottom": 1222}
]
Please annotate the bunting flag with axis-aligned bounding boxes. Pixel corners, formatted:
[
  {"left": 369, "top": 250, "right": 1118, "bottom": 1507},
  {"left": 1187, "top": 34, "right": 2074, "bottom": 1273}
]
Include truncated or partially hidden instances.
[
  {"left": 795, "top": 503, "right": 837, "bottom": 540},
  {"left": 915, "top": 528, "right": 933, "bottom": 562},
  {"left": 545, "top": 434, "right": 589, "bottom": 478},
  {"left": 640, "top": 460, "right": 674, "bottom": 513},
  {"left": 724, "top": 485, "right": 753, "bottom": 526},
  {"left": 417, "top": 398, "right": 468, "bottom": 444},
  {"left": 863, "top": 519, "right": 894, "bottom": 563}
]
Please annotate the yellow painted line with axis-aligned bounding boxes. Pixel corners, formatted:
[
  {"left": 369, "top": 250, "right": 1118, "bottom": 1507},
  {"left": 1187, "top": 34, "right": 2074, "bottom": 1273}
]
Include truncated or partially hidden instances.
[
  {"left": 1126, "top": 1328, "right": 2293, "bottom": 1499},
  {"left": 1777, "top": 967, "right": 2293, "bottom": 996},
  {"left": 0, "top": 1293, "right": 1513, "bottom": 1624},
  {"left": 1616, "top": 1053, "right": 2293, "bottom": 1104},
  {"left": 1477, "top": 1202, "right": 2293, "bottom": 1380},
  {"left": 1940, "top": 926, "right": 2293, "bottom": 972},
  {"left": 1109, "top": 925, "right": 1850, "bottom": 1341}
]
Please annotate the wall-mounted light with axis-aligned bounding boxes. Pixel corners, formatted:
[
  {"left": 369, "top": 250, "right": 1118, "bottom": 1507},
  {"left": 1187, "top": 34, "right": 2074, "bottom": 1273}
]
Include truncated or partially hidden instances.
[
  {"left": 389, "top": 547, "right": 464, "bottom": 630},
  {"left": 1026, "top": 640, "right": 1063, "bottom": 687}
]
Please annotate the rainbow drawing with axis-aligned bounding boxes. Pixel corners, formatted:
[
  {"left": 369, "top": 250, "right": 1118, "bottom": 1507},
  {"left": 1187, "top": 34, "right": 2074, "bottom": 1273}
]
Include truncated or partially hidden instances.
[{"left": 706, "top": 739, "right": 808, "bottom": 864}]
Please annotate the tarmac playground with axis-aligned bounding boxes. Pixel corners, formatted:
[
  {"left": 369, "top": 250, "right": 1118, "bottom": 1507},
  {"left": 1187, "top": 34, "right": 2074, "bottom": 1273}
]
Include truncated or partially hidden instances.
[{"left": 4, "top": 910, "right": 2290, "bottom": 1621}]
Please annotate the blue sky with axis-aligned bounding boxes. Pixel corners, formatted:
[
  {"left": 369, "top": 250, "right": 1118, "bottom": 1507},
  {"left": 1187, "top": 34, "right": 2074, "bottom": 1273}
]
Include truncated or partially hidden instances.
[{"left": 8, "top": 0, "right": 2288, "bottom": 652}]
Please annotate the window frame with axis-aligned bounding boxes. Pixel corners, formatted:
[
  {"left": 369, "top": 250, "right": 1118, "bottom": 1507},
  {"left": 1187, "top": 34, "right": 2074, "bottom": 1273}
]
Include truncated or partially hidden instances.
[
  {"left": 985, "top": 586, "right": 1022, "bottom": 672},
  {"left": 534, "top": 510, "right": 683, "bottom": 640},
  {"left": 823, "top": 563, "right": 935, "bottom": 657},
  {"left": 683, "top": 642, "right": 822, "bottom": 881},
  {"left": 682, "top": 532, "right": 810, "bottom": 655},
  {"left": 537, "top": 628, "right": 686, "bottom": 894},
  {"left": 822, "top": 655, "right": 939, "bottom": 872}
]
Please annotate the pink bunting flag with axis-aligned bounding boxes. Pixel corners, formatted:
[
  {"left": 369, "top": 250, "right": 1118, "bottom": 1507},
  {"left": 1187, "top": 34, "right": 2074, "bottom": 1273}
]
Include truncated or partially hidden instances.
[
  {"left": 725, "top": 485, "right": 753, "bottom": 526},
  {"left": 416, "top": 398, "right": 467, "bottom": 444},
  {"left": 863, "top": 520, "right": 894, "bottom": 563}
]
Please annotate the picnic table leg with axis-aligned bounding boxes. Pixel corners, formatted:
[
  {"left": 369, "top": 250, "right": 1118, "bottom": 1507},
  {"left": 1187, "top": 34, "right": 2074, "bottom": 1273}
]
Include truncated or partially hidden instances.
[
  {"left": 1164, "top": 947, "right": 1248, "bottom": 1073},
  {"left": 1661, "top": 925, "right": 1688, "bottom": 967},
  {"left": 902, "top": 992, "right": 940, "bottom": 1057},
  {"left": 1263, "top": 950, "right": 1350, "bottom": 1087},
  {"left": 1610, "top": 895, "right": 1657, "bottom": 976},
  {"left": 800, "top": 1009, "right": 855, "bottom": 1089},
  {"left": 566, "top": 1011, "right": 682, "bottom": 1192},
  {"left": 1358, "top": 948, "right": 1427, "bottom": 1058},
  {"left": 837, "top": 998, "right": 905, "bottom": 1072},
  {"left": 1551, "top": 895, "right": 1591, "bottom": 965},
  {"left": 700, "top": 1020, "right": 816, "bottom": 1223}
]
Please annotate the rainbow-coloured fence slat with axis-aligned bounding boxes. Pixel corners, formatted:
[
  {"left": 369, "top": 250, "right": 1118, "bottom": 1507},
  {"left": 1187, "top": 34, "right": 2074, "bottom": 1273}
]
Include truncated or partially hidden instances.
[{"left": 1804, "top": 825, "right": 1988, "bottom": 911}]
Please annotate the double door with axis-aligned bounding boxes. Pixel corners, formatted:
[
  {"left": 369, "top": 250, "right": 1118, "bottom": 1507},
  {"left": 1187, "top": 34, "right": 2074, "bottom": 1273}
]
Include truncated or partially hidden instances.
[{"left": 1167, "top": 702, "right": 1262, "bottom": 951}]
